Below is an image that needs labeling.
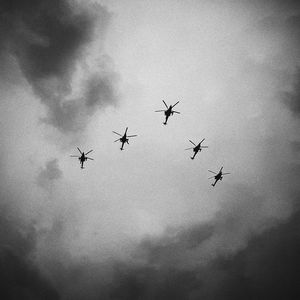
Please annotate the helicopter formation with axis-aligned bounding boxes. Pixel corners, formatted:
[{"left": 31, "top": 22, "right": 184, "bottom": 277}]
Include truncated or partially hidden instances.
[{"left": 70, "top": 100, "right": 230, "bottom": 187}]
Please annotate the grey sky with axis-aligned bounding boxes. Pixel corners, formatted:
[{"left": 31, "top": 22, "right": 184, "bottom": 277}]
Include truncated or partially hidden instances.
[{"left": 0, "top": 0, "right": 299, "bottom": 298}]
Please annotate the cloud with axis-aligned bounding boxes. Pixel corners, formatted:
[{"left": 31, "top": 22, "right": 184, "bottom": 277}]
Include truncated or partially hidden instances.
[
  {"left": 94, "top": 210, "right": 300, "bottom": 300},
  {"left": 44, "top": 209, "right": 299, "bottom": 300},
  {"left": 41, "top": 70, "right": 119, "bottom": 132},
  {"left": 283, "top": 69, "right": 300, "bottom": 116},
  {"left": 37, "top": 159, "right": 62, "bottom": 188},
  {"left": 237, "top": 5, "right": 300, "bottom": 119},
  {"left": 132, "top": 185, "right": 288, "bottom": 270},
  {"left": 0, "top": 203, "right": 59, "bottom": 299},
  {"left": 0, "top": 0, "right": 118, "bottom": 133},
  {"left": 0, "top": 0, "right": 93, "bottom": 83},
  {"left": 34, "top": 177, "right": 299, "bottom": 299},
  {"left": 0, "top": 0, "right": 299, "bottom": 298},
  {"left": 0, "top": 246, "right": 60, "bottom": 300}
]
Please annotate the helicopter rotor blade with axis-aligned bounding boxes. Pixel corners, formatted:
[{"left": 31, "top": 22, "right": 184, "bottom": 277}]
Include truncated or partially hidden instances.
[
  {"left": 85, "top": 150, "right": 93, "bottom": 155},
  {"left": 201, "top": 146, "right": 208, "bottom": 148},
  {"left": 199, "top": 138, "right": 205, "bottom": 144},
  {"left": 114, "top": 138, "right": 120, "bottom": 142},
  {"left": 185, "top": 147, "right": 194, "bottom": 150},
  {"left": 208, "top": 176, "right": 215, "bottom": 179},
  {"left": 125, "top": 127, "right": 128, "bottom": 135},
  {"left": 162, "top": 100, "right": 168, "bottom": 109},
  {"left": 172, "top": 101, "right": 179, "bottom": 108},
  {"left": 77, "top": 147, "right": 82, "bottom": 154},
  {"left": 127, "top": 135, "right": 137, "bottom": 138},
  {"left": 220, "top": 167, "right": 223, "bottom": 173},
  {"left": 189, "top": 140, "right": 196, "bottom": 146},
  {"left": 70, "top": 155, "right": 80, "bottom": 157},
  {"left": 208, "top": 170, "right": 217, "bottom": 174},
  {"left": 222, "top": 173, "right": 230, "bottom": 175},
  {"left": 155, "top": 110, "right": 165, "bottom": 112},
  {"left": 112, "top": 131, "right": 122, "bottom": 136},
  {"left": 172, "top": 111, "right": 180, "bottom": 114},
  {"left": 86, "top": 157, "right": 94, "bottom": 160}
]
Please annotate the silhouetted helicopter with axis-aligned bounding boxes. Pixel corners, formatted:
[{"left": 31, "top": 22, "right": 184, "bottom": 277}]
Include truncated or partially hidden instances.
[
  {"left": 70, "top": 148, "right": 94, "bottom": 169},
  {"left": 113, "top": 127, "right": 137, "bottom": 150},
  {"left": 155, "top": 100, "right": 180, "bottom": 125},
  {"left": 185, "top": 138, "right": 208, "bottom": 159},
  {"left": 208, "top": 167, "right": 230, "bottom": 187}
]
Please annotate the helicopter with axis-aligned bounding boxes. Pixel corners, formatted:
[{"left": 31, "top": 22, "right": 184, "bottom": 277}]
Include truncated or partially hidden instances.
[
  {"left": 70, "top": 148, "right": 94, "bottom": 169},
  {"left": 208, "top": 167, "right": 230, "bottom": 187},
  {"left": 155, "top": 100, "right": 180, "bottom": 125},
  {"left": 185, "top": 138, "right": 208, "bottom": 160},
  {"left": 113, "top": 127, "right": 137, "bottom": 150}
]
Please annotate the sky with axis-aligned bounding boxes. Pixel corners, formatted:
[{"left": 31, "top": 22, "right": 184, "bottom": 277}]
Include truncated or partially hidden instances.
[{"left": 0, "top": 0, "right": 299, "bottom": 299}]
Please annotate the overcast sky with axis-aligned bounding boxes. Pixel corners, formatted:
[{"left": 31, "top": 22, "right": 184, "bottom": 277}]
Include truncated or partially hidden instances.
[{"left": 0, "top": 0, "right": 299, "bottom": 299}]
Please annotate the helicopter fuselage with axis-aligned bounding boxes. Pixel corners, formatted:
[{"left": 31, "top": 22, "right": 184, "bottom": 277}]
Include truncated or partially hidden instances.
[
  {"left": 120, "top": 135, "right": 129, "bottom": 150},
  {"left": 194, "top": 144, "right": 201, "bottom": 153},
  {"left": 79, "top": 154, "right": 87, "bottom": 168},
  {"left": 215, "top": 172, "right": 222, "bottom": 180},
  {"left": 165, "top": 106, "right": 173, "bottom": 117},
  {"left": 71, "top": 148, "right": 93, "bottom": 169},
  {"left": 120, "top": 135, "right": 128, "bottom": 143},
  {"left": 212, "top": 173, "right": 223, "bottom": 186},
  {"left": 79, "top": 154, "right": 87, "bottom": 162}
]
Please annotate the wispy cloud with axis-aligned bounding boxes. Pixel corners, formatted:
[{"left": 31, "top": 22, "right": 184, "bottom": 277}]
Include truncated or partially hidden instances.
[{"left": 37, "top": 159, "right": 62, "bottom": 188}]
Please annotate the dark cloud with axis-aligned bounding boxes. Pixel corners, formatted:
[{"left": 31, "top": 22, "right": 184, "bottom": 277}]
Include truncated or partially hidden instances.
[
  {"left": 85, "top": 72, "right": 118, "bottom": 109},
  {"left": 272, "top": 0, "right": 300, "bottom": 11},
  {"left": 276, "top": 14, "right": 300, "bottom": 116},
  {"left": 2, "top": 191, "right": 298, "bottom": 300},
  {"left": 0, "top": 0, "right": 92, "bottom": 81},
  {"left": 0, "top": 203, "right": 59, "bottom": 300},
  {"left": 100, "top": 210, "right": 300, "bottom": 300},
  {"left": 41, "top": 71, "right": 119, "bottom": 132},
  {"left": 248, "top": 10, "right": 300, "bottom": 118},
  {"left": 37, "top": 159, "right": 62, "bottom": 188},
  {"left": 200, "top": 210, "right": 300, "bottom": 300},
  {"left": 249, "top": 0, "right": 300, "bottom": 12},
  {"left": 0, "top": 247, "right": 60, "bottom": 300},
  {"left": 0, "top": 0, "right": 117, "bottom": 133},
  {"left": 283, "top": 69, "right": 300, "bottom": 116},
  {"left": 291, "top": 140, "right": 300, "bottom": 153},
  {"left": 131, "top": 186, "right": 280, "bottom": 270},
  {"left": 40, "top": 182, "right": 299, "bottom": 299}
]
